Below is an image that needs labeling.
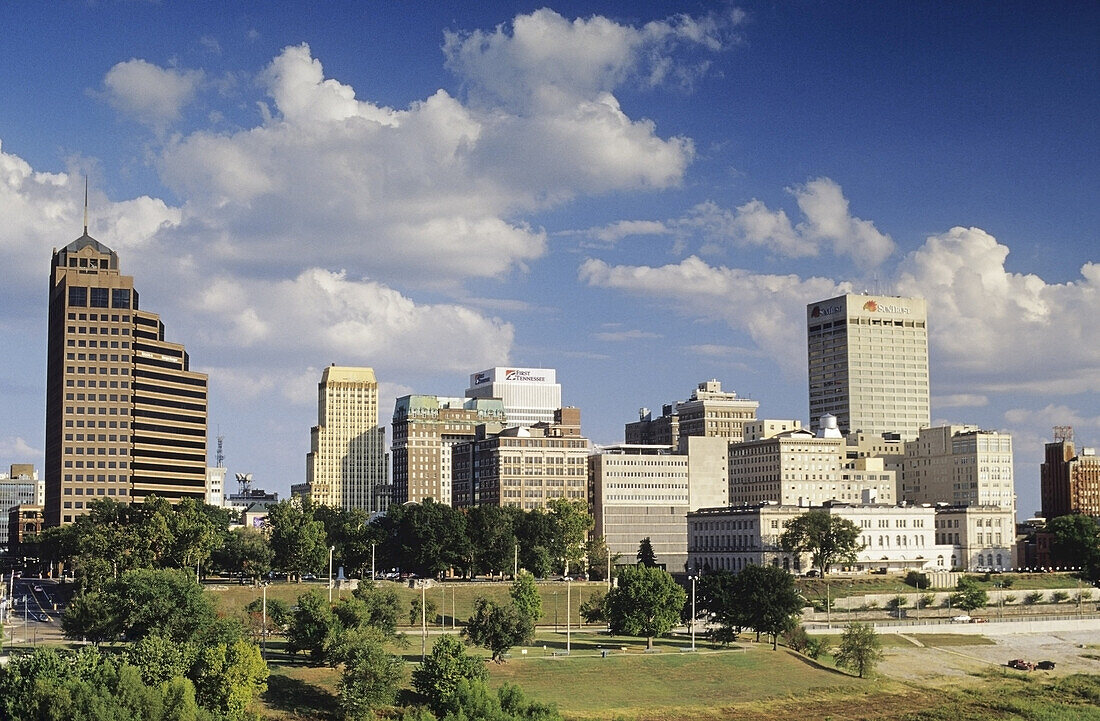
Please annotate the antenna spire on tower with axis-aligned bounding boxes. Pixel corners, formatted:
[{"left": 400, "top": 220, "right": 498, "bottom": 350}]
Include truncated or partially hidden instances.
[{"left": 83, "top": 175, "right": 89, "bottom": 235}]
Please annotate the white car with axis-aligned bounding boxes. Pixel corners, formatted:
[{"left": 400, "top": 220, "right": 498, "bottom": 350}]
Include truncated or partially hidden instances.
[{"left": 952, "top": 614, "right": 971, "bottom": 623}]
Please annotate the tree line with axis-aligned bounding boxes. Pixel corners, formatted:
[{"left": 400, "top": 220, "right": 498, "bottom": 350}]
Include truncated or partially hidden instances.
[{"left": 26, "top": 495, "right": 605, "bottom": 589}]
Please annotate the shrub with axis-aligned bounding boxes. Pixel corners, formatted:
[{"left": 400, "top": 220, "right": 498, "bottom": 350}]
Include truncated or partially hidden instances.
[
  {"left": 1074, "top": 591, "right": 1093, "bottom": 603},
  {"left": 1052, "top": 591, "right": 1071, "bottom": 603},
  {"left": 781, "top": 625, "right": 811, "bottom": 653},
  {"left": 904, "top": 571, "right": 929, "bottom": 589},
  {"left": 918, "top": 593, "right": 935, "bottom": 608},
  {"left": 865, "top": 600, "right": 880, "bottom": 610},
  {"left": 805, "top": 637, "right": 825, "bottom": 660},
  {"left": 885, "top": 595, "right": 908, "bottom": 611},
  {"left": 1004, "top": 594, "right": 1017, "bottom": 604},
  {"left": 1001, "top": 578, "right": 1015, "bottom": 589},
  {"left": 1024, "top": 591, "right": 1044, "bottom": 605}
]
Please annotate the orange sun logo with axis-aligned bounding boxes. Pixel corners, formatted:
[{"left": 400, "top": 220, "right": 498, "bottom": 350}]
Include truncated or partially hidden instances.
[{"left": 863, "top": 300, "right": 878, "bottom": 312}]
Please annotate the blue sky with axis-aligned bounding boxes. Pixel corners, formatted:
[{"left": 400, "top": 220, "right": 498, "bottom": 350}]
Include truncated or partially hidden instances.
[{"left": 1, "top": 2, "right": 1097, "bottom": 520}]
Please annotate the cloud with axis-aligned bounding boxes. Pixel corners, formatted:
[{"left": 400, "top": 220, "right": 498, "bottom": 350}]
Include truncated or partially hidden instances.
[
  {"left": 443, "top": 7, "right": 743, "bottom": 112},
  {"left": 102, "top": 59, "right": 203, "bottom": 127},
  {"left": 1004, "top": 404, "right": 1100, "bottom": 433},
  {"left": 574, "top": 178, "right": 893, "bottom": 265},
  {"left": 896, "top": 226, "right": 1100, "bottom": 394},
  {"left": 0, "top": 436, "right": 40, "bottom": 460},
  {"left": 592, "top": 329, "right": 662, "bottom": 342},
  {"left": 933, "top": 393, "right": 989, "bottom": 409},
  {"left": 579, "top": 255, "right": 849, "bottom": 376}
]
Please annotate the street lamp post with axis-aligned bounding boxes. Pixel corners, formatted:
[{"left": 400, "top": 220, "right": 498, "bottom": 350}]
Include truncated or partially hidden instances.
[
  {"left": 689, "top": 575, "right": 698, "bottom": 651},
  {"left": 328, "top": 546, "right": 336, "bottom": 603},
  {"left": 606, "top": 547, "right": 611, "bottom": 590},
  {"left": 421, "top": 583, "right": 427, "bottom": 661},
  {"left": 261, "top": 583, "right": 267, "bottom": 661},
  {"left": 566, "top": 578, "right": 571, "bottom": 655},
  {"left": 371, "top": 543, "right": 376, "bottom": 582}
]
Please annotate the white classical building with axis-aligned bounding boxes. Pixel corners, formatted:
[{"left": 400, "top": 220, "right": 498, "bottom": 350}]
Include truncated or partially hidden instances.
[
  {"left": 901, "top": 425, "right": 1015, "bottom": 510},
  {"left": 687, "top": 502, "right": 1013, "bottom": 575}
]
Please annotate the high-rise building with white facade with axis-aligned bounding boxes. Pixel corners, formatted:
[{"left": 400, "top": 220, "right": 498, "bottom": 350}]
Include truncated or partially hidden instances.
[
  {"left": 807, "top": 294, "right": 929, "bottom": 440},
  {"left": 900, "top": 425, "right": 1015, "bottom": 510},
  {"left": 305, "top": 366, "right": 388, "bottom": 512},
  {"left": 465, "top": 367, "right": 561, "bottom": 427},
  {"left": 391, "top": 395, "right": 506, "bottom": 505}
]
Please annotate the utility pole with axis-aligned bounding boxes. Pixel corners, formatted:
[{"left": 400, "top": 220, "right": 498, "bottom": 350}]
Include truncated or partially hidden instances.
[
  {"left": 566, "top": 579, "right": 571, "bottom": 655},
  {"left": 261, "top": 584, "right": 267, "bottom": 661},
  {"left": 421, "top": 584, "right": 427, "bottom": 661}
]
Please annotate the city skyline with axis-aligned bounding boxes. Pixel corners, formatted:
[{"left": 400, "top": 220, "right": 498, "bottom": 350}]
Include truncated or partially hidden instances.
[{"left": 1, "top": 3, "right": 1097, "bottom": 521}]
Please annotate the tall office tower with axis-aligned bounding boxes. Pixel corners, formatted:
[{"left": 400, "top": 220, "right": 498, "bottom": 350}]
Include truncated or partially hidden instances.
[
  {"left": 46, "top": 229, "right": 208, "bottom": 527},
  {"left": 452, "top": 408, "right": 588, "bottom": 509},
  {"left": 625, "top": 380, "right": 759, "bottom": 449},
  {"left": 1, "top": 464, "right": 41, "bottom": 552},
  {"left": 305, "top": 366, "right": 388, "bottom": 512},
  {"left": 465, "top": 367, "right": 561, "bottom": 427},
  {"left": 807, "top": 294, "right": 929, "bottom": 440},
  {"left": 1041, "top": 438, "right": 1100, "bottom": 520},
  {"left": 391, "top": 395, "right": 506, "bottom": 505},
  {"left": 900, "top": 426, "right": 1015, "bottom": 509}
]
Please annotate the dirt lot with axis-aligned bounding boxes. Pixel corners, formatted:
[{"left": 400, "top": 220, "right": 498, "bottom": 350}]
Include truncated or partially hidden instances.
[{"left": 877, "top": 630, "right": 1100, "bottom": 683}]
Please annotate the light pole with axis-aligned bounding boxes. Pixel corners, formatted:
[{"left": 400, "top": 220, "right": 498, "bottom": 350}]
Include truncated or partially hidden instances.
[
  {"left": 328, "top": 546, "right": 336, "bottom": 603},
  {"left": 514, "top": 543, "right": 519, "bottom": 579},
  {"left": 606, "top": 546, "right": 612, "bottom": 590},
  {"left": 421, "top": 583, "right": 427, "bottom": 661},
  {"left": 566, "top": 578, "right": 571, "bottom": 655},
  {"left": 371, "top": 543, "right": 376, "bottom": 582},
  {"left": 689, "top": 574, "right": 698, "bottom": 651},
  {"left": 826, "top": 580, "right": 832, "bottom": 627},
  {"left": 261, "top": 583, "right": 267, "bottom": 661}
]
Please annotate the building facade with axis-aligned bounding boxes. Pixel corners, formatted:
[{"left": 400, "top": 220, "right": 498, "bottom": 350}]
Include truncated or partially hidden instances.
[
  {"left": 452, "top": 408, "right": 588, "bottom": 510},
  {"left": 204, "top": 465, "right": 226, "bottom": 507},
  {"left": 1041, "top": 440, "right": 1100, "bottom": 520},
  {"left": 807, "top": 294, "right": 929, "bottom": 440},
  {"left": 46, "top": 229, "right": 208, "bottom": 526},
  {"left": 900, "top": 426, "right": 1015, "bottom": 509},
  {"left": 391, "top": 395, "right": 506, "bottom": 505},
  {"left": 626, "top": 380, "right": 759, "bottom": 450},
  {"left": 465, "top": 367, "right": 561, "bottom": 428},
  {"left": 728, "top": 419, "right": 896, "bottom": 507},
  {"left": 588, "top": 436, "right": 728, "bottom": 573},
  {"left": 305, "top": 366, "right": 388, "bottom": 512},
  {"left": 1, "top": 465, "right": 42, "bottom": 553},
  {"left": 688, "top": 502, "right": 1005, "bottom": 575}
]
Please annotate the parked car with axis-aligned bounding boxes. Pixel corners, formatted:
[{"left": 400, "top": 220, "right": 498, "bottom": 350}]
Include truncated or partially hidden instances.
[
  {"left": 805, "top": 569, "right": 820, "bottom": 578},
  {"left": 952, "top": 614, "right": 971, "bottom": 623},
  {"left": 1036, "top": 660, "right": 1056, "bottom": 670},
  {"left": 1008, "top": 659, "right": 1034, "bottom": 671}
]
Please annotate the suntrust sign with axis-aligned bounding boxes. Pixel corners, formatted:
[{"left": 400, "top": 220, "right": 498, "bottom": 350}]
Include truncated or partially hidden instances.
[
  {"left": 810, "top": 304, "right": 843, "bottom": 318},
  {"left": 862, "top": 299, "right": 912, "bottom": 315}
]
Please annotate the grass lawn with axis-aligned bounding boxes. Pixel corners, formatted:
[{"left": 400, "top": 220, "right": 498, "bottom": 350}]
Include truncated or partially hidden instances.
[{"left": 206, "top": 579, "right": 608, "bottom": 629}]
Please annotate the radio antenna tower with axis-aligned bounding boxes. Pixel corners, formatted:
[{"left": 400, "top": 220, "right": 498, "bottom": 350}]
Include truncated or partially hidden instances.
[
  {"left": 1053, "top": 426, "right": 1074, "bottom": 444},
  {"left": 216, "top": 428, "right": 225, "bottom": 468}
]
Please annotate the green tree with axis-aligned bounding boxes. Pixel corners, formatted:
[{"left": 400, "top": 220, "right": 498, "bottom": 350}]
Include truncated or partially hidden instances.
[
  {"left": 584, "top": 535, "right": 619, "bottom": 582},
  {"left": 510, "top": 571, "right": 542, "bottom": 638},
  {"left": 636, "top": 537, "right": 657, "bottom": 568},
  {"left": 190, "top": 639, "right": 269, "bottom": 721},
  {"left": 779, "top": 510, "right": 863, "bottom": 576},
  {"left": 410, "top": 594, "right": 440, "bottom": 627},
  {"left": 833, "top": 622, "right": 884, "bottom": 678},
  {"left": 214, "top": 526, "right": 274, "bottom": 582},
  {"left": 166, "top": 498, "right": 220, "bottom": 576},
  {"left": 267, "top": 499, "right": 328, "bottom": 581},
  {"left": 412, "top": 633, "right": 487, "bottom": 715},
  {"left": 466, "top": 505, "right": 520, "bottom": 577},
  {"left": 547, "top": 498, "right": 593, "bottom": 576},
  {"left": 352, "top": 582, "right": 402, "bottom": 636},
  {"left": 464, "top": 597, "right": 532, "bottom": 662},
  {"left": 381, "top": 499, "right": 471, "bottom": 577},
  {"left": 331, "top": 630, "right": 405, "bottom": 719},
  {"left": 286, "top": 589, "right": 340, "bottom": 663},
  {"left": 950, "top": 576, "right": 989, "bottom": 613},
  {"left": 1048, "top": 514, "right": 1100, "bottom": 582},
  {"left": 62, "top": 568, "right": 217, "bottom": 644},
  {"left": 125, "top": 634, "right": 192, "bottom": 686},
  {"left": 697, "top": 570, "right": 742, "bottom": 637},
  {"left": 605, "top": 565, "right": 686, "bottom": 649},
  {"left": 734, "top": 565, "right": 804, "bottom": 650},
  {"left": 578, "top": 590, "right": 606, "bottom": 624}
]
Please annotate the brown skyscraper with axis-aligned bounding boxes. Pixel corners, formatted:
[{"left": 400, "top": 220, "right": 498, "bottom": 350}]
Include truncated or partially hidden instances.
[
  {"left": 1041, "top": 440, "right": 1100, "bottom": 520},
  {"left": 45, "top": 225, "right": 207, "bottom": 526}
]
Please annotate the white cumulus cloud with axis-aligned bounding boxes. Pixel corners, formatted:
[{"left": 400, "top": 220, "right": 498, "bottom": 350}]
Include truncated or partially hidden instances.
[{"left": 103, "top": 59, "right": 203, "bottom": 127}]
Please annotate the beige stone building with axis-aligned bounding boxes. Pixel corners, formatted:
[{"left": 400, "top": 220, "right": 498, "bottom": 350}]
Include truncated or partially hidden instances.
[
  {"left": 807, "top": 293, "right": 930, "bottom": 440},
  {"left": 934, "top": 505, "right": 1016, "bottom": 570},
  {"left": 588, "top": 436, "right": 728, "bottom": 573},
  {"left": 626, "top": 379, "right": 759, "bottom": 449},
  {"left": 728, "top": 418, "right": 897, "bottom": 507},
  {"left": 900, "top": 426, "right": 1015, "bottom": 510},
  {"left": 46, "top": 228, "right": 207, "bottom": 526},
  {"left": 452, "top": 408, "right": 588, "bottom": 510},
  {"left": 305, "top": 366, "right": 388, "bottom": 512},
  {"left": 391, "top": 395, "right": 506, "bottom": 505}
]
